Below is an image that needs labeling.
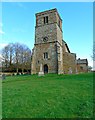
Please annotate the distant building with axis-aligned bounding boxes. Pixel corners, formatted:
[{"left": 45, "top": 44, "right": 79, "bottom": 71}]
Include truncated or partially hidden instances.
[{"left": 77, "top": 58, "right": 88, "bottom": 73}]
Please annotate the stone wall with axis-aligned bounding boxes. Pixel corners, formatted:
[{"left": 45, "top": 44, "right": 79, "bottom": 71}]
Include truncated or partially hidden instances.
[
  {"left": 36, "top": 9, "right": 57, "bottom": 27},
  {"left": 63, "top": 52, "right": 76, "bottom": 74},
  {"left": 31, "top": 42, "right": 58, "bottom": 74},
  {"left": 35, "top": 24, "right": 57, "bottom": 44},
  {"left": 77, "top": 64, "right": 88, "bottom": 73}
]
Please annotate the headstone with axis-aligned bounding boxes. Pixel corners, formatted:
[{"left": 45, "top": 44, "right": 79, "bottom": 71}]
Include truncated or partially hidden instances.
[
  {"left": 2, "top": 74, "right": 6, "bottom": 80},
  {"left": 19, "top": 73, "right": 21, "bottom": 75},
  {"left": 38, "top": 64, "right": 44, "bottom": 76},
  {"left": 68, "top": 67, "right": 72, "bottom": 74},
  {"left": 14, "top": 73, "right": 17, "bottom": 75},
  {"left": 76, "top": 68, "right": 78, "bottom": 74}
]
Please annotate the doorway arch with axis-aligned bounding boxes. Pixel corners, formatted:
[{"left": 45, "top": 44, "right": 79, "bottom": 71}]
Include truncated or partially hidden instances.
[{"left": 44, "top": 64, "right": 48, "bottom": 74}]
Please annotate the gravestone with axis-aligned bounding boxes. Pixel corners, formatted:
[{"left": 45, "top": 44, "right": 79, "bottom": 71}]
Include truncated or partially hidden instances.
[
  {"left": 68, "top": 67, "right": 72, "bottom": 74},
  {"left": 76, "top": 68, "right": 78, "bottom": 74},
  {"left": 38, "top": 64, "right": 44, "bottom": 76},
  {"left": 2, "top": 74, "right": 6, "bottom": 80}
]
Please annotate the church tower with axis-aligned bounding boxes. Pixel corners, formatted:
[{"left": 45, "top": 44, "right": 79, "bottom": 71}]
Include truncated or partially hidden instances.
[{"left": 31, "top": 8, "right": 64, "bottom": 74}]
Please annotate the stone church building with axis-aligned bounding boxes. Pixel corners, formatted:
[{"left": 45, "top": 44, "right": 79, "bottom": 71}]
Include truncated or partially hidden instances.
[{"left": 31, "top": 8, "right": 88, "bottom": 74}]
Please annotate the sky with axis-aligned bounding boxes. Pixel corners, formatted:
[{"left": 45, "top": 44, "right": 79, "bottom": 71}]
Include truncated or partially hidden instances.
[{"left": 0, "top": 2, "right": 93, "bottom": 68}]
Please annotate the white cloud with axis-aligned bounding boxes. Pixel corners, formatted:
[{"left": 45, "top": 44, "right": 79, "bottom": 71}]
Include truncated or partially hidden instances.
[
  {"left": 0, "top": 43, "right": 8, "bottom": 50},
  {"left": 0, "top": 44, "right": 4, "bottom": 67},
  {"left": 17, "top": 2, "right": 26, "bottom": 9},
  {"left": 0, "top": 30, "right": 5, "bottom": 35},
  {"left": 0, "top": 23, "right": 3, "bottom": 27},
  {"left": 0, "top": 22, "right": 5, "bottom": 35},
  {"left": 0, "top": 54, "right": 3, "bottom": 60}
]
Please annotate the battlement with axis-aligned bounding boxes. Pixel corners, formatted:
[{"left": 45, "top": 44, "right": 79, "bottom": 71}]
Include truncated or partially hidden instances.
[
  {"left": 35, "top": 8, "right": 62, "bottom": 30},
  {"left": 36, "top": 8, "right": 62, "bottom": 21}
]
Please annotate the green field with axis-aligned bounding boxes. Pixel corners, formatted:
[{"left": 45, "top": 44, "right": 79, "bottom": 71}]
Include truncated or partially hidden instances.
[{"left": 2, "top": 73, "right": 93, "bottom": 118}]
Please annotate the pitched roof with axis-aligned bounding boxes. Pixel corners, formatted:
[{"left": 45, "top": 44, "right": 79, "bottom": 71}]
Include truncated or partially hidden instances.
[
  {"left": 77, "top": 58, "right": 88, "bottom": 64},
  {"left": 62, "top": 40, "right": 70, "bottom": 53}
]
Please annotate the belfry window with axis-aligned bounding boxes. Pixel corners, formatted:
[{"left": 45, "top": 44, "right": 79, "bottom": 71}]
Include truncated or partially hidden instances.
[
  {"left": 44, "top": 52, "right": 48, "bottom": 59},
  {"left": 44, "top": 16, "right": 48, "bottom": 24}
]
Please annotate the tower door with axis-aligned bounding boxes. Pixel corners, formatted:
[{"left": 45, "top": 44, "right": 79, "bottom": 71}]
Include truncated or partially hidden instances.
[{"left": 44, "top": 64, "right": 48, "bottom": 74}]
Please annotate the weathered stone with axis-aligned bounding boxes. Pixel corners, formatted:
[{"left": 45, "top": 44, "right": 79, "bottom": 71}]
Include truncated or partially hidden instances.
[
  {"left": 38, "top": 64, "right": 44, "bottom": 76},
  {"left": 2, "top": 74, "right": 6, "bottom": 80},
  {"left": 31, "top": 8, "right": 88, "bottom": 74},
  {"left": 76, "top": 58, "right": 88, "bottom": 73}
]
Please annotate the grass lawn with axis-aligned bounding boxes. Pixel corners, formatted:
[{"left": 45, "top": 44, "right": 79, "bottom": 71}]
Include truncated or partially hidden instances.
[{"left": 2, "top": 73, "right": 93, "bottom": 118}]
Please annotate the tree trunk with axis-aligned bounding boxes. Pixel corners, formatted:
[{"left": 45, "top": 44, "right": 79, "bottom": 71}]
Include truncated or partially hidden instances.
[{"left": 16, "top": 68, "right": 18, "bottom": 73}]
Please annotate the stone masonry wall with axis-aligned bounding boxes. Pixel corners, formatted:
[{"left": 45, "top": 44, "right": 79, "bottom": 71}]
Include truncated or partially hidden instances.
[
  {"left": 32, "top": 42, "right": 58, "bottom": 74},
  {"left": 35, "top": 24, "right": 57, "bottom": 44},
  {"left": 63, "top": 52, "right": 76, "bottom": 74},
  {"left": 36, "top": 9, "right": 57, "bottom": 27},
  {"left": 77, "top": 64, "right": 88, "bottom": 73}
]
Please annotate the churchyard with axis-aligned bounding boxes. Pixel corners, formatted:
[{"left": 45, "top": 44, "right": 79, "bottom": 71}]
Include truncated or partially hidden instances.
[{"left": 2, "top": 73, "right": 93, "bottom": 118}]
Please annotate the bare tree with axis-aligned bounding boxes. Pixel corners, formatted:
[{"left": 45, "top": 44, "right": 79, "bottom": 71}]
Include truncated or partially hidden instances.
[
  {"left": 88, "top": 66, "right": 92, "bottom": 72},
  {"left": 19, "top": 45, "right": 25, "bottom": 73},
  {"left": 14, "top": 43, "right": 23, "bottom": 73},
  {"left": 1, "top": 43, "right": 15, "bottom": 72},
  {"left": 7, "top": 43, "right": 15, "bottom": 71},
  {"left": 23, "top": 47, "right": 31, "bottom": 73},
  {"left": 1, "top": 42, "right": 31, "bottom": 73},
  {"left": 2, "top": 45, "right": 9, "bottom": 71},
  {"left": 14, "top": 43, "right": 31, "bottom": 73}
]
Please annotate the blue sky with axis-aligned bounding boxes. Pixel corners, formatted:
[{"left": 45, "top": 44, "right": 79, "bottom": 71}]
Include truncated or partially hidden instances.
[{"left": 1, "top": 2, "right": 93, "bottom": 67}]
